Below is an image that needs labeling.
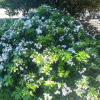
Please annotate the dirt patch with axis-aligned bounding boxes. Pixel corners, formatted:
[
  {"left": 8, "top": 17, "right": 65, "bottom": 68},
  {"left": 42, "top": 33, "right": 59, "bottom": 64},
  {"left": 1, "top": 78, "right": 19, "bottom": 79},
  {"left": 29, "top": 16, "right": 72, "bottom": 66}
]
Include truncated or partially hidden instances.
[{"left": 80, "top": 19, "right": 100, "bottom": 32}]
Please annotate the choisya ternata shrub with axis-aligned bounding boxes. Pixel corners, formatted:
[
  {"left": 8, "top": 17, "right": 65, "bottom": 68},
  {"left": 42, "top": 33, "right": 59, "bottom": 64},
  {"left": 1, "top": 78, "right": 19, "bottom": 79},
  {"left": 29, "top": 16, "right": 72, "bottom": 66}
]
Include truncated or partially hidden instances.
[{"left": 0, "top": 5, "right": 100, "bottom": 100}]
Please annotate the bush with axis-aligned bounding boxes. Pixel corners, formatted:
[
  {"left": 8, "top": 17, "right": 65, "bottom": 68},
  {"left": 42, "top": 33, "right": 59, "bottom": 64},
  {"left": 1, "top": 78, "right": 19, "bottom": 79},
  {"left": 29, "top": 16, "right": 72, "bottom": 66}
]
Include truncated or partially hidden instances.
[
  {"left": 0, "top": 5, "right": 100, "bottom": 100},
  {"left": 0, "top": 18, "right": 18, "bottom": 36}
]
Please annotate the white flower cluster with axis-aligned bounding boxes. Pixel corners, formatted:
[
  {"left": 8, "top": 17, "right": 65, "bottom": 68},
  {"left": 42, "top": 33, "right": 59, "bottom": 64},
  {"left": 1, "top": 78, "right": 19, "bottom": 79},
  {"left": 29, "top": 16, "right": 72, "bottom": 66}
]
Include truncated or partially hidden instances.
[
  {"left": 34, "top": 43, "right": 42, "bottom": 49},
  {"left": 73, "top": 25, "right": 81, "bottom": 32},
  {"left": 42, "top": 55, "right": 49, "bottom": 64},
  {"left": 0, "top": 42, "right": 12, "bottom": 62},
  {"left": 54, "top": 90, "right": 60, "bottom": 95},
  {"left": 36, "top": 28, "right": 42, "bottom": 34},
  {"left": 91, "top": 53, "right": 98, "bottom": 58},
  {"left": 61, "top": 45, "right": 67, "bottom": 48},
  {"left": 74, "top": 75, "right": 89, "bottom": 97},
  {"left": 67, "top": 59, "right": 75, "bottom": 66},
  {"left": 85, "top": 47, "right": 91, "bottom": 53},
  {"left": 68, "top": 21, "right": 74, "bottom": 24},
  {"left": 2, "top": 29, "right": 14, "bottom": 39},
  {"left": 23, "top": 19, "right": 32, "bottom": 29},
  {"left": 96, "top": 74, "right": 100, "bottom": 82},
  {"left": 2, "top": 44, "right": 12, "bottom": 53},
  {"left": 78, "top": 68, "right": 87, "bottom": 74},
  {"left": 45, "top": 19, "right": 55, "bottom": 29},
  {"left": 37, "top": 76, "right": 44, "bottom": 85},
  {"left": 59, "top": 35, "right": 65, "bottom": 42},
  {"left": 61, "top": 18, "right": 64, "bottom": 22},
  {"left": 62, "top": 83, "right": 72, "bottom": 96},
  {"left": 56, "top": 82, "right": 62, "bottom": 89},
  {"left": 0, "top": 63, "right": 3, "bottom": 70},
  {"left": 60, "top": 18, "right": 65, "bottom": 24},
  {"left": 64, "top": 27, "right": 70, "bottom": 33},
  {"left": 13, "top": 39, "right": 29, "bottom": 56},
  {"left": 43, "top": 93, "right": 53, "bottom": 100},
  {"left": 0, "top": 82, "right": 2, "bottom": 89},
  {"left": 57, "top": 45, "right": 67, "bottom": 48},
  {"left": 0, "top": 53, "right": 8, "bottom": 61},
  {"left": 67, "top": 47, "right": 76, "bottom": 53},
  {"left": 75, "top": 41, "right": 83, "bottom": 45}
]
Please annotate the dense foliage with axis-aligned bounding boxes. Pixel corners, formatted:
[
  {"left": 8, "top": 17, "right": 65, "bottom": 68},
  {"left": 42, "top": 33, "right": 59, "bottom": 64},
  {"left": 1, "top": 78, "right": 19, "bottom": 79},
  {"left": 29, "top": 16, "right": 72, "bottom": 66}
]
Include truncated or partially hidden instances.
[
  {"left": 0, "top": 18, "right": 18, "bottom": 37},
  {"left": 0, "top": 5, "right": 100, "bottom": 100},
  {"left": 0, "top": 0, "right": 51, "bottom": 16},
  {"left": 52, "top": 0, "right": 100, "bottom": 19},
  {"left": 0, "top": 0, "right": 100, "bottom": 19}
]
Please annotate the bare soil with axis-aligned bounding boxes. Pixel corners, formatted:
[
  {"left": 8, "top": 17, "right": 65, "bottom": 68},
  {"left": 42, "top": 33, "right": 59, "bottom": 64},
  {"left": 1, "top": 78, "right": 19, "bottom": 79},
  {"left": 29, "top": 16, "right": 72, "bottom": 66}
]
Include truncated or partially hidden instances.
[{"left": 80, "top": 19, "right": 100, "bottom": 32}]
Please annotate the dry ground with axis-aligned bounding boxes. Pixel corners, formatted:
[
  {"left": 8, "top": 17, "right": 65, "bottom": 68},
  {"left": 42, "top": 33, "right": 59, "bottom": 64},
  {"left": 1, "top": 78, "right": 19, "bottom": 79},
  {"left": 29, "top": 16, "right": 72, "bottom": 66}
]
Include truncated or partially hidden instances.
[{"left": 80, "top": 19, "right": 100, "bottom": 32}]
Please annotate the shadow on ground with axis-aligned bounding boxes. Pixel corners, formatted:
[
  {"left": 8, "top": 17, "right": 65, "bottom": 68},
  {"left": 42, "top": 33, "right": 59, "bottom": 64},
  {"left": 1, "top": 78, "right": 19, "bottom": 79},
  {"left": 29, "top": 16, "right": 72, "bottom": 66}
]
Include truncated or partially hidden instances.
[{"left": 80, "top": 20, "right": 100, "bottom": 40}]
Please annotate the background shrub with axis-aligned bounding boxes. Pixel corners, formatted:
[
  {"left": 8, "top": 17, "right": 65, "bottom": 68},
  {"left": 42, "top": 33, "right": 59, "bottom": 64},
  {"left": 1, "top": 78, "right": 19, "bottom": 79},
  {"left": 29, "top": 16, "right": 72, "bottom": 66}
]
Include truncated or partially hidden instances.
[
  {"left": 0, "top": 0, "right": 100, "bottom": 20},
  {"left": 0, "top": 5, "right": 100, "bottom": 100}
]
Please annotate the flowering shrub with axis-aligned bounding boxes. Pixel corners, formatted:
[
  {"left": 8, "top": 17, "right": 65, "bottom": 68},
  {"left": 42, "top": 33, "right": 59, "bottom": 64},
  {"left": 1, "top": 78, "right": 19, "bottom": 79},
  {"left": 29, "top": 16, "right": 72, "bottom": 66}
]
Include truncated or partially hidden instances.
[
  {"left": 0, "top": 18, "right": 18, "bottom": 37},
  {"left": 0, "top": 5, "right": 100, "bottom": 100}
]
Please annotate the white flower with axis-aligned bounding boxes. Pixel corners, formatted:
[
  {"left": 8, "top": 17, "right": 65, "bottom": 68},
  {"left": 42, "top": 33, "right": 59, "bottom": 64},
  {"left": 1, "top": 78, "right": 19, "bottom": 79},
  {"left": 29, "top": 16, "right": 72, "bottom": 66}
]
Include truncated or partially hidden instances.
[
  {"left": 96, "top": 75, "right": 100, "bottom": 82},
  {"left": 39, "top": 67, "right": 45, "bottom": 73},
  {"left": 0, "top": 82, "right": 2, "bottom": 89},
  {"left": 62, "top": 84, "right": 72, "bottom": 95},
  {"left": 57, "top": 82, "right": 61, "bottom": 89},
  {"left": 24, "top": 20, "right": 31, "bottom": 26},
  {"left": 1, "top": 42, "right": 6, "bottom": 46},
  {"left": 68, "top": 21, "right": 74, "bottom": 24},
  {"left": 41, "top": 16, "right": 45, "bottom": 19},
  {"left": 74, "top": 25, "right": 81, "bottom": 32},
  {"left": 61, "top": 45, "right": 66, "bottom": 48},
  {"left": 54, "top": 90, "right": 60, "bottom": 94},
  {"left": 15, "top": 63, "right": 19, "bottom": 67},
  {"left": 78, "top": 68, "right": 87, "bottom": 74},
  {"left": 59, "top": 36, "right": 64, "bottom": 41},
  {"left": 32, "top": 58, "right": 36, "bottom": 62},
  {"left": 0, "top": 64, "right": 3, "bottom": 70},
  {"left": 85, "top": 48, "right": 91, "bottom": 52},
  {"left": 1, "top": 37, "right": 5, "bottom": 40},
  {"left": 46, "top": 72, "right": 51, "bottom": 76},
  {"left": 20, "top": 67, "right": 24, "bottom": 71},
  {"left": 37, "top": 61, "right": 40, "bottom": 64},
  {"left": 36, "top": 28, "right": 42, "bottom": 34},
  {"left": 43, "top": 93, "right": 52, "bottom": 100},
  {"left": 92, "top": 54, "right": 97, "bottom": 58},
  {"left": 23, "top": 51, "right": 26, "bottom": 54},
  {"left": 67, "top": 47, "right": 76, "bottom": 53},
  {"left": 73, "top": 29, "right": 77, "bottom": 32},
  {"left": 37, "top": 97, "right": 42, "bottom": 100},
  {"left": 34, "top": 43, "right": 42, "bottom": 49},
  {"left": 0, "top": 57, "right": 3, "bottom": 62},
  {"left": 67, "top": 59, "right": 75, "bottom": 66},
  {"left": 2, "top": 53, "right": 7, "bottom": 60},
  {"left": 40, "top": 76, "right": 44, "bottom": 80},
  {"left": 75, "top": 42, "right": 84, "bottom": 46},
  {"left": 61, "top": 18, "right": 64, "bottom": 22},
  {"left": 62, "top": 87, "right": 67, "bottom": 96},
  {"left": 75, "top": 42, "right": 80, "bottom": 45}
]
